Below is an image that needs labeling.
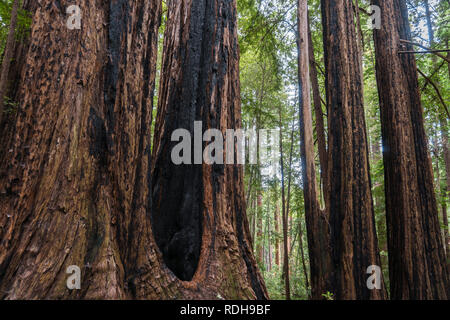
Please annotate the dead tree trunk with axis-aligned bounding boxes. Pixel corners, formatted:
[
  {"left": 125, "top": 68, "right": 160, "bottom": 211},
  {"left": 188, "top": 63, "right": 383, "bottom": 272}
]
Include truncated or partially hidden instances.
[
  {"left": 321, "top": 0, "right": 386, "bottom": 299},
  {"left": 371, "top": 0, "right": 449, "bottom": 299},
  {"left": 151, "top": 0, "right": 268, "bottom": 299}
]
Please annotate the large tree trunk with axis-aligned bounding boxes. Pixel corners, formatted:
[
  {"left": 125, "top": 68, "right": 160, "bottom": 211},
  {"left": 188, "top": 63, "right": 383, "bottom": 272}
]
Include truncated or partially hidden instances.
[
  {"left": 151, "top": 0, "right": 268, "bottom": 299},
  {"left": 0, "top": 0, "right": 268, "bottom": 300},
  {"left": 321, "top": 0, "right": 386, "bottom": 299},
  {"left": 371, "top": 0, "right": 449, "bottom": 299},
  {"left": 297, "top": 0, "right": 333, "bottom": 300},
  {"left": 0, "top": 0, "right": 163, "bottom": 299}
]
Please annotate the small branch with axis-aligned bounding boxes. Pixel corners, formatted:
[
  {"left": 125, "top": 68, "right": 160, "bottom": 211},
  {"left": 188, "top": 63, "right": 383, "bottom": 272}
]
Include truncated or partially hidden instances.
[
  {"left": 398, "top": 50, "right": 450, "bottom": 54},
  {"left": 358, "top": 7, "right": 369, "bottom": 16},
  {"left": 421, "top": 60, "right": 444, "bottom": 91},
  {"left": 418, "top": 69, "right": 450, "bottom": 118},
  {"left": 399, "top": 39, "right": 450, "bottom": 63}
]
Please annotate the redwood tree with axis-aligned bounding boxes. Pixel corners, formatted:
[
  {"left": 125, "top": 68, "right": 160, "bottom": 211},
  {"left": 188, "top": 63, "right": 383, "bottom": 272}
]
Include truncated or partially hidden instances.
[
  {"left": 151, "top": 0, "right": 268, "bottom": 299},
  {"left": 297, "top": 0, "right": 333, "bottom": 300},
  {"left": 321, "top": 0, "right": 386, "bottom": 299},
  {"left": 371, "top": 0, "right": 449, "bottom": 299}
]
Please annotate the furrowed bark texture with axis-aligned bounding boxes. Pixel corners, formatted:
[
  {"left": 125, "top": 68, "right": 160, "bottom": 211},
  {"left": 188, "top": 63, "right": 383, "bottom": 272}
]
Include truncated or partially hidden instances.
[
  {"left": 0, "top": 0, "right": 169, "bottom": 299},
  {"left": 372, "top": 0, "right": 449, "bottom": 299},
  {"left": 321, "top": 0, "right": 386, "bottom": 299},
  {"left": 151, "top": 0, "right": 268, "bottom": 299},
  {"left": 307, "top": 16, "right": 328, "bottom": 202},
  {"left": 297, "top": 0, "right": 333, "bottom": 300}
]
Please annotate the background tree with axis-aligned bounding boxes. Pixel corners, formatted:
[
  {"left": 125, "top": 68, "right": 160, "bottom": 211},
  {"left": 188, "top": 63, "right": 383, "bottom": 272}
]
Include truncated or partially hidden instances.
[{"left": 371, "top": 0, "right": 449, "bottom": 299}]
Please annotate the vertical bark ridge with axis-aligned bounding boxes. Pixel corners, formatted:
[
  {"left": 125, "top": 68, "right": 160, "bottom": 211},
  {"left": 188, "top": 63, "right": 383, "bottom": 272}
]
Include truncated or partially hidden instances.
[
  {"left": 151, "top": 0, "right": 268, "bottom": 299},
  {"left": 321, "top": 0, "right": 386, "bottom": 299},
  {"left": 371, "top": 0, "right": 448, "bottom": 299}
]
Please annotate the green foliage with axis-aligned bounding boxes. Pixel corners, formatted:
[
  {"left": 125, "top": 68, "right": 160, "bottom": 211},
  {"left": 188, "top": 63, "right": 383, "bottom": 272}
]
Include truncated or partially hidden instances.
[
  {"left": 0, "top": 0, "right": 32, "bottom": 58},
  {"left": 322, "top": 291, "right": 334, "bottom": 301},
  {"left": 3, "top": 95, "right": 18, "bottom": 114}
]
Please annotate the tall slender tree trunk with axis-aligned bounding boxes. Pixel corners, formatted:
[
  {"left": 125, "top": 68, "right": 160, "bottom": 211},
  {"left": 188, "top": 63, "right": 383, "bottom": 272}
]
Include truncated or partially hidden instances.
[
  {"left": 307, "top": 15, "right": 328, "bottom": 201},
  {"left": 297, "top": 0, "right": 333, "bottom": 300},
  {"left": 321, "top": 0, "right": 386, "bottom": 299},
  {"left": 256, "top": 194, "right": 264, "bottom": 266},
  {"left": 274, "top": 203, "right": 280, "bottom": 267},
  {"left": 267, "top": 208, "right": 272, "bottom": 271},
  {"left": 298, "top": 215, "right": 310, "bottom": 295},
  {"left": 424, "top": 0, "right": 450, "bottom": 261},
  {"left": 252, "top": 197, "right": 257, "bottom": 245},
  {"left": 0, "top": 0, "right": 20, "bottom": 126},
  {"left": 441, "top": 118, "right": 450, "bottom": 258},
  {"left": 0, "top": 0, "right": 268, "bottom": 300},
  {"left": 371, "top": 0, "right": 449, "bottom": 299},
  {"left": 285, "top": 125, "right": 295, "bottom": 258}
]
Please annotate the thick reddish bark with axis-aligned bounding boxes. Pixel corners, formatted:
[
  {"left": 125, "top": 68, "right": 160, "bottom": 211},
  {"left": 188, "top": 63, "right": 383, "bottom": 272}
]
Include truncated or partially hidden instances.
[
  {"left": 151, "top": 0, "right": 268, "bottom": 299},
  {"left": 321, "top": 0, "right": 386, "bottom": 299},
  {"left": 279, "top": 110, "right": 291, "bottom": 300},
  {"left": 0, "top": 0, "right": 163, "bottom": 299},
  {"left": 307, "top": 16, "right": 328, "bottom": 201},
  {"left": 0, "top": 0, "right": 267, "bottom": 300},
  {"left": 274, "top": 203, "right": 280, "bottom": 267},
  {"left": 371, "top": 0, "right": 449, "bottom": 299}
]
